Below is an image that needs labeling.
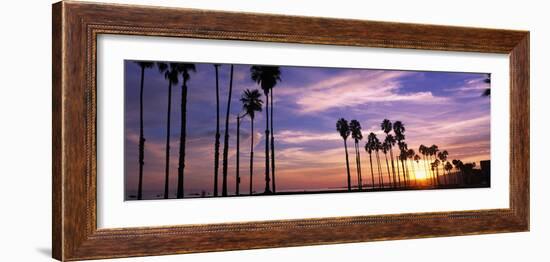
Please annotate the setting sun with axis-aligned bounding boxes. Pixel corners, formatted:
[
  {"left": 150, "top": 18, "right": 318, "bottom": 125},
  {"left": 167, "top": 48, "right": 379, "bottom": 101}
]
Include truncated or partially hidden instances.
[{"left": 413, "top": 169, "right": 428, "bottom": 180}]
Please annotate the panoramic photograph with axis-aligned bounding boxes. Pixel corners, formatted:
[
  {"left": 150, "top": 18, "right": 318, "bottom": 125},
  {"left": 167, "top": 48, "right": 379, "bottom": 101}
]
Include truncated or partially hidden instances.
[{"left": 124, "top": 60, "right": 491, "bottom": 200}]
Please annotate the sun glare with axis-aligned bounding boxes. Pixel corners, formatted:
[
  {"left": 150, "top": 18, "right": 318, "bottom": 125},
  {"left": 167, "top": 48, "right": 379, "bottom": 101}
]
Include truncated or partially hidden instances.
[{"left": 412, "top": 165, "right": 429, "bottom": 180}]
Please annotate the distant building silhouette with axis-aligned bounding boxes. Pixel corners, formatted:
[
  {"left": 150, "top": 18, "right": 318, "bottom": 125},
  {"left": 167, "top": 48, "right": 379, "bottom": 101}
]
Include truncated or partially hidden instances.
[
  {"left": 465, "top": 160, "right": 490, "bottom": 186},
  {"left": 480, "top": 160, "right": 490, "bottom": 186}
]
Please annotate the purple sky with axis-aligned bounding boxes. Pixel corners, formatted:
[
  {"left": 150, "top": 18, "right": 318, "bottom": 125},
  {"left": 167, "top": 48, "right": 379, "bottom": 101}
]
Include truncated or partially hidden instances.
[{"left": 124, "top": 61, "right": 490, "bottom": 199}]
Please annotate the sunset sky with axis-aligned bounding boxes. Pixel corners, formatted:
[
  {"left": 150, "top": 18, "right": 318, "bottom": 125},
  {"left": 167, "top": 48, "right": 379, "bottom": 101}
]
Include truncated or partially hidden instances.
[{"left": 124, "top": 61, "right": 490, "bottom": 199}]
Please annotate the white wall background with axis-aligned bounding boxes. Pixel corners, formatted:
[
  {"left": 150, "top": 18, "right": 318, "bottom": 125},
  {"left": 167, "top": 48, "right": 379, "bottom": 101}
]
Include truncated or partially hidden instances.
[{"left": 0, "top": 0, "right": 547, "bottom": 261}]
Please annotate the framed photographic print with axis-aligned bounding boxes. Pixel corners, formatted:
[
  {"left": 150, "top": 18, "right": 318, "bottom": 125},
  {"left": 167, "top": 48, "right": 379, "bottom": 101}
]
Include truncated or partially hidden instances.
[{"left": 52, "top": 1, "right": 529, "bottom": 261}]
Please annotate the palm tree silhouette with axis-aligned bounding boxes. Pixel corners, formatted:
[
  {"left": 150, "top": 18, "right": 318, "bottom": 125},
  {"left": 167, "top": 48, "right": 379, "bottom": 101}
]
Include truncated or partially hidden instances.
[
  {"left": 414, "top": 154, "right": 421, "bottom": 184},
  {"left": 349, "top": 120, "right": 363, "bottom": 190},
  {"left": 399, "top": 149, "right": 409, "bottom": 186},
  {"left": 444, "top": 161, "right": 453, "bottom": 183},
  {"left": 381, "top": 119, "right": 397, "bottom": 188},
  {"left": 135, "top": 61, "right": 153, "bottom": 200},
  {"left": 419, "top": 145, "right": 432, "bottom": 185},
  {"left": 213, "top": 64, "right": 221, "bottom": 197},
  {"left": 381, "top": 141, "right": 392, "bottom": 188},
  {"left": 221, "top": 65, "right": 235, "bottom": 196},
  {"left": 236, "top": 113, "right": 246, "bottom": 196},
  {"left": 437, "top": 150, "right": 449, "bottom": 185},
  {"left": 407, "top": 149, "right": 416, "bottom": 185},
  {"left": 373, "top": 135, "right": 383, "bottom": 188},
  {"left": 432, "top": 159, "right": 441, "bottom": 185},
  {"left": 393, "top": 121, "right": 406, "bottom": 187},
  {"left": 250, "top": 66, "right": 281, "bottom": 194},
  {"left": 240, "top": 89, "right": 263, "bottom": 196},
  {"left": 157, "top": 62, "right": 180, "bottom": 199},
  {"left": 176, "top": 63, "right": 196, "bottom": 199},
  {"left": 452, "top": 159, "right": 464, "bottom": 185},
  {"left": 429, "top": 145, "right": 440, "bottom": 185},
  {"left": 269, "top": 69, "right": 281, "bottom": 194},
  {"left": 336, "top": 118, "right": 352, "bottom": 191},
  {"left": 365, "top": 133, "right": 377, "bottom": 189},
  {"left": 384, "top": 134, "right": 398, "bottom": 187}
]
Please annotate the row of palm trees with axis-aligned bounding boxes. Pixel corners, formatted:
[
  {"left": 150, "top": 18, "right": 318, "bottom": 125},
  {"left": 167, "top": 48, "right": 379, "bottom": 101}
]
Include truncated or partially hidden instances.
[
  {"left": 134, "top": 61, "right": 281, "bottom": 199},
  {"left": 336, "top": 118, "right": 474, "bottom": 190}
]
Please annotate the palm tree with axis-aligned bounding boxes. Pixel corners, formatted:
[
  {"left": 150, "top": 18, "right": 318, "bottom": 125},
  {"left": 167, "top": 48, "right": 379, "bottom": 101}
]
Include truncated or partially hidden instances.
[
  {"left": 240, "top": 89, "right": 263, "bottom": 196},
  {"left": 393, "top": 121, "right": 406, "bottom": 186},
  {"left": 349, "top": 120, "right": 363, "bottom": 190},
  {"left": 374, "top": 136, "right": 383, "bottom": 188},
  {"left": 444, "top": 161, "right": 453, "bottom": 182},
  {"left": 365, "top": 133, "right": 377, "bottom": 189},
  {"left": 250, "top": 66, "right": 281, "bottom": 194},
  {"left": 337, "top": 118, "right": 352, "bottom": 191},
  {"left": 437, "top": 150, "right": 449, "bottom": 185},
  {"left": 429, "top": 144, "right": 440, "bottom": 185},
  {"left": 399, "top": 149, "right": 409, "bottom": 186},
  {"left": 419, "top": 145, "right": 433, "bottom": 185},
  {"left": 407, "top": 149, "right": 416, "bottom": 185},
  {"left": 221, "top": 65, "right": 235, "bottom": 197},
  {"left": 452, "top": 159, "right": 464, "bottom": 185},
  {"left": 135, "top": 61, "right": 153, "bottom": 200},
  {"left": 157, "top": 62, "right": 180, "bottom": 199},
  {"left": 236, "top": 113, "right": 246, "bottom": 196},
  {"left": 176, "top": 63, "right": 196, "bottom": 199},
  {"left": 384, "top": 134, "right": 398, "bottom": 187},
  {"left": 269, "top": 69, "right": 281, "bottom": 194},
  {"left": 213, "top": 64, "right": 221, "bottom": 197},
  {"left": 432, "top": 159, "right": 441, "bottom": 185},
  {"left": 381, "top": 141, "right": 392, "bottom": 188},
  {"left": 431, "top": 161, "right": 439, "bottom": 184},
  {"left": 381, "top": 119, "right": 397, "bottom": 188},
  {"left": 414, "top": 154, "right": 421, "bottom": 184}
]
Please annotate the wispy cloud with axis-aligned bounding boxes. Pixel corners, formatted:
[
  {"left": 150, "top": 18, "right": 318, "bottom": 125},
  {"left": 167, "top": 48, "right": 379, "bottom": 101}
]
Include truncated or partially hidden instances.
[
  {"left": 278, "top": 70, "right": 449, "bottom": 114},
  {"left": 276, "top": 130, "right": 340, "bottom": 144}
]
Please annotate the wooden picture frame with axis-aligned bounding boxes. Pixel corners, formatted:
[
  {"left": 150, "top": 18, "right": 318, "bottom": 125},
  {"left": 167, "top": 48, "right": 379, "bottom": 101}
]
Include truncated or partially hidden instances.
[{"left": 52, "top": 1, "right": 529, "bottom": 261}]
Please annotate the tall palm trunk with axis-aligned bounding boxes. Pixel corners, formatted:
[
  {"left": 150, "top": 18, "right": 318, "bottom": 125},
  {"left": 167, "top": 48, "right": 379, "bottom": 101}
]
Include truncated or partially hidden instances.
[
  {"left": 163, "top": 80, "right": 173, "bottom": 199},
  {"left": 236, "top": 116, "right": 241, "bottom": 196},
  {"left": 354, "top": 142, "right": 362, "bottom": 190},
  {"left": 406, "top": 160, "right": 412, "bottom": 186},
  {"left": 270, "top": 91, "right": 276, "bottom": 193},
  {"left": 442, "top": 165, "right": 448, "bottom": 185},
  {"left": 353, "top": 142, "right": 361, "bottom": 190},
  {"left": 249, "top": 118, "right": 255, "bottom": 195},
  {"left": 401, "top": 157, "right": 408, "bottom": 186},
  {"left": 395, "top": 154, "right": 401, "bottom": 187},
  {"left": 263, "top": 90, "right": 271, "bottom": 194},
  {"left": 368, "top": 153, "right": 375, "bottom": 189},
  {"left": 429, "top": 157, "right": 436, "bottom": 185},
  {"left": 213, "top": 65, "right": 220, "bottom": 197},
  {"left": 389, "top": 148, "right": 397, "bottom": 188},
  {"left": 176, "top": 79, "right": 188, "bottom": 199},
  {"left": 375, "top": 151, "right": 382, "bottom": 188},
  {"left": 384, "top": 153, "right": 391, "bottom": 189},
  {"left": 357, "top": 144, "right": 363, "bottom": 190},
  {"left": 378, "top": 153, "right": 384, "bottom": 188},
  {"left": 344, "top": 140, "right": 351, "bottom": 191},
  {"left": 408, "top": 160, "right": 416, "bottom": 186},
  {"left": 405, "top": 159, "right": 411, "bottom": 186},
  {"left": 137, "top": 66, "right": 146, "bottom": 200},
  {"left": 422, "top": 155, "right": 431, "bottom": 185},
  {"left": 427, "top": 155, "right": 434, "bottom": 184},
  {"left": 434, "top": 158, "right": 440, "bottom": 186},
  {"left": 222, "top": 65, "right": 234, "bottom": 197}
]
